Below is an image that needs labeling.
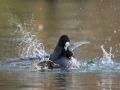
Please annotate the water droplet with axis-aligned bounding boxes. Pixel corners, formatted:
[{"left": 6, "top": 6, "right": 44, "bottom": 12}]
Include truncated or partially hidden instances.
[
  {"left": 79, "top": 28, "right": 81, "bottom": 30},
  {"left": 38, "top": 24, "right": 44, "bottom": 31},
  {"left": 114, "top": 31, "right": 116, "bottom": 33}
]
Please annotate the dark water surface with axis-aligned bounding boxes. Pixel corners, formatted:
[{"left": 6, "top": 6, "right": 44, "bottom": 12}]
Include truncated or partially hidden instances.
[
  {"left": 0, "top": 0, "right": 120, "bottom": 90},
  {"left": 0, "top": 68, "right": 120, "bottom": 90}
]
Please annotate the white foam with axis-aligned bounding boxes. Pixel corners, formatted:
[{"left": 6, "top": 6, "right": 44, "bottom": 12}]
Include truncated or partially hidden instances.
[
  {"left": 70, "top": 57, "right": 80, "bottom": 69},
  {"left": 100, "top": 45, "right": 114, "bottom": 66}
]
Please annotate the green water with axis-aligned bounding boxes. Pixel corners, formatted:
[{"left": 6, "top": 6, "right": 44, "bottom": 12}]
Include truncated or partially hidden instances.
[{"left": 0, "top": 0, "right": 120, "bottom": 90}]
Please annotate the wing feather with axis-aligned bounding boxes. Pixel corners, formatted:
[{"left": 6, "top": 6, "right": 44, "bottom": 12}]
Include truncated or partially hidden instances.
[{"left": 68, "top": 41, "right": 90, "bottom": 51}]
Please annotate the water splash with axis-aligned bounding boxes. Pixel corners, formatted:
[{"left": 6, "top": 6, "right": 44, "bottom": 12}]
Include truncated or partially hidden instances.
[
  {"left": 70, "top": 57, "right": 80, "bottom": 69},
  {"left": 0, "top": 13, "right": 49, "bottom": 69},
  {"left": 28, "top": 45, "right": 119, "bottom": 72},
  {"left": 2, "top": 44, "right": 120, "bottom": 72},
  {"left": 100, "top": 45, "right": 114, "bottom": 67},
  {"left": 1, "top": 13, "right": 120, "bottom": 71},
  {"left": 7, "top": 13, "right": 47, "bottom": 58},
  {"left": 16, "top": 23, "right": 46, "bottom": 57},
  {"left": 79, "top": 45, "right": 120, "bottom": 72}
]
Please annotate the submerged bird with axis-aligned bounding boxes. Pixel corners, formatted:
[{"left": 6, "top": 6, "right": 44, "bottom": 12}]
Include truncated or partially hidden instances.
[{"left": 30, "top": 35, "right": 89, "bottom": 71}]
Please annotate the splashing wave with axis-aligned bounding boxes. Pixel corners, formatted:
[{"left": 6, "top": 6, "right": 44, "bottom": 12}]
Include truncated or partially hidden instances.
[
  {"left": 1, "top": 14, "right": 120, "bottom": 72},
  {"left": 1, "top": 44, "right": 120, "bottom": 72}
]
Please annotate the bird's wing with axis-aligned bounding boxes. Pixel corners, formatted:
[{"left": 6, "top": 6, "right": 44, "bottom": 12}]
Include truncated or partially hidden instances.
[{"left": 68, "top": 41, "right": 90, "bottom": 51}]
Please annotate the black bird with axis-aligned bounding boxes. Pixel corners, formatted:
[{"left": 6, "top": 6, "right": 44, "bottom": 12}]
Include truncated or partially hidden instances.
[
  {"left": 29, "top": 35, "right": 89, "bottom": 71},
  {"left": 50, "top": 35, "right": 89, "bottom": 68}
]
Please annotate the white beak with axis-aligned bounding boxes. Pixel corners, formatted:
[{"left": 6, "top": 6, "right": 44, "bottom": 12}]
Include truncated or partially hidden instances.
[{"left": 64, "top": 42, "right": 70, "bottom": 51}]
